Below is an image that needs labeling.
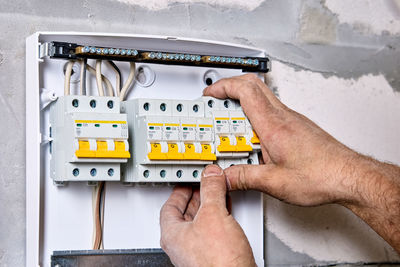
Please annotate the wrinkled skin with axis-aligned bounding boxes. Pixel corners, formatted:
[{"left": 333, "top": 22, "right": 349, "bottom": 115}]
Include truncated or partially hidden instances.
[{"left": 160, "top": 74, "right": 400, "bottom": 266}]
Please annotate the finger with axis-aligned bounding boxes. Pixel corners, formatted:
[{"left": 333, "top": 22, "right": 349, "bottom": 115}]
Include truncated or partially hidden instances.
[
  {"left": 200, "top": 165, "right": 228, "bottom": 211},
  {"left": 204, "top": 74, "right": 281, "bottom": 109},
  {"left": 184, "top": 188, "right": 200, "bottom": 221},
  {"left": 224, "top": 164, "right": 291, "bottom": 195},
  {"left": 237, "top": 73, "right": 286, "bottom": 109},
  {"left": 160, "top": 186, "right": 192, "bottom": 228},
  {"left": 203, "top": 76, "right": 279, "bottom": 136}
]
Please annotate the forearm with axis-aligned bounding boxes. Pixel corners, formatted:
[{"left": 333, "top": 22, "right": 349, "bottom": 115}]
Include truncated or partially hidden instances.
[{"left": 342, "top": 154, "right": 400, "bottom": 252}]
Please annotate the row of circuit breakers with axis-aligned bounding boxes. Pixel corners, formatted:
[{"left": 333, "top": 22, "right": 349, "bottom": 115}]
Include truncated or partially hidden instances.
[{"left": 50, "top": 96, "right": 261, "bottom": 184}]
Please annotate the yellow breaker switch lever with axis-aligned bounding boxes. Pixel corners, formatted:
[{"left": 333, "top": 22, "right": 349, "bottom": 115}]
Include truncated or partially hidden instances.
[
  {"left": 183, "top": 144, "right": 201, "bottom": 160},
  {"left": 217, "top": 136, "right": 236, "bottom": 152},
  {"left": 235, "top": 136, "right": 253, "bottom": 152},
  {"left": 114, "top": 141, "right": 130, "bottom": 158},
  {"left": 251, "top": 130, "right": 260, "bottom": 144},
  {"left": 96, "top": 141, "right": 108, "bottom": 157},
  {"left": 200, "top": 144, "right": 217, "bottom": 161},
  {"left": 75, "top": 140, "right": 96, "bottom": 158},
  {"left": 167, "top": 143, "right": 184, "bottom": 160},
  {"left": 148, "top": 143, "right": 167, "bottom": 160},
  {"left": 75, "top": 140, "right": 130, "bottom": 158}
]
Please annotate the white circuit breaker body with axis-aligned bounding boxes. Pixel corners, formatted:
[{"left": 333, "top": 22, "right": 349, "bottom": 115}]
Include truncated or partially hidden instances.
[
  {"left": 49, "top": 95, "right": 130, "bottom": 182},
  {"left": 121, "top": 96, "right": 261, "bottom": 182}
]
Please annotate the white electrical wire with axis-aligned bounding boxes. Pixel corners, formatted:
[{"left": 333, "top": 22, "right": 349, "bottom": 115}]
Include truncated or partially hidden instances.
[
  {"left": 91, "top": 186, "right": 97, "bottom": 249},
  {"left": 64, "top": 60, "right": 75, "bottom": 95},
  {"left": 79, "top": 59, "right": 87, "bottom": 95},
  {"left": 86, "top": 64, "right": 114, "bottom": 96},
  {"left": 119, "top": 62, "right": 136, "bottom": 101},
  {"left": 95, "top": 60, "right": 104, "bottom": 96},
  {"left": 100, "top": 183, "right": 105, "bottom": 249},
  {"left": 106, "top": 61, "right": 121, "bottom": 97}
]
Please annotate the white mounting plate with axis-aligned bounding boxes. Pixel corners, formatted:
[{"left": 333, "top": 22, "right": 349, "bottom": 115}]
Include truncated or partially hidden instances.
[{"left": 26, "top": 32, "right": 265, "bottom": 267}]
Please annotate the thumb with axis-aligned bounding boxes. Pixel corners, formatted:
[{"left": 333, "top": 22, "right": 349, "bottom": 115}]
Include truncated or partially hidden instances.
[
  {"left": 224, "top": 164, "right": 291, "bottom": 194},
  {"left": 200, "top": 165, "right": 227, "bottom": 209}
]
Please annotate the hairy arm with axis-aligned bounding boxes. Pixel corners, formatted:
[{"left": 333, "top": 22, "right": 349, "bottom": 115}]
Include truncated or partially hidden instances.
[
  {"left": 203, "top": 74, "right": 400, "bottom": 252},
  {"left": 343, "top": 155, "right": 400, "bottom": 250}
]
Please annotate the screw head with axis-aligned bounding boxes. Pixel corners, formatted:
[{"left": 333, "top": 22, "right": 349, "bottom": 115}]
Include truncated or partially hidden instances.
[
  {"left": 107, "top": 100, "right": 114, "bottom": 109},
  {"left": 72, "top": 168, "right": 79, "bottom": 177},
  {"left": 72, "top": 99, "right": 79, "bottom": 107},
  {"left": 90, "top": 100, "right": 96, "bottom": 108},
  {"left": 160, "top": 103, "right": 166, "bottom": 112},
  {"left": 160, "top": 170, "right": 166, "bottom": 178},
  {"left": 90, "top": 168, "right": 97, "bottom": 176}
]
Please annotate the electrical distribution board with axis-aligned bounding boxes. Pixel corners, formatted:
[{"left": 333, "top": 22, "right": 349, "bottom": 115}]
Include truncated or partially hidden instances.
[
  {"left": 49, "top": 95, "right": 261, "bottom": 183},
  {"left": 26, "top": 32, "right": 269, "bottom": 267},
  {"left": 44, "top": 40, "right": 267, "bottom": 184}
]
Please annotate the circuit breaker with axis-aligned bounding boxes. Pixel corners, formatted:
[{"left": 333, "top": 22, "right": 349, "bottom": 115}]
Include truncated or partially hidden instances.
[
  {"left": 49, "top": 95, "right": 130, "bottom": 183},
  {"left": 121, "top": 96, "right": 261, "bottom": 182}
]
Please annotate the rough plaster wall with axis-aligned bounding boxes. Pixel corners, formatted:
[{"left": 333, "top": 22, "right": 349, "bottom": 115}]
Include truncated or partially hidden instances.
[
  {"left": 116, "top": 0, "right": 265, "bottom": 11},
  {"left": 0, "top": 0, "right": 399, "bottom": 266},
  {"left": 325, "top": 0, "right": 400, "bottom": 35},
  {"left": 266, "top": 62, "right": 400, "bottom": 264}
]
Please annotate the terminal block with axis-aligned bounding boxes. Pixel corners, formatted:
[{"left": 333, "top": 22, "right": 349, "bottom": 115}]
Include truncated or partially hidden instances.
[
  {"left": 40, "top": 41, "right": 271, "bottom": 73},
  {"left": 49, "top": 96, "right": 130, "bottom": 183},
  {"left": 121, "top": 97, "right": 260, "bottom": 183}
]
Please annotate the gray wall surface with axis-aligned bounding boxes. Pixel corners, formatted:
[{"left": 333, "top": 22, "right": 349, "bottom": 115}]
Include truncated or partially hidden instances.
[{"left": 1, "top": 0, "right": 400, "bottom": 266}]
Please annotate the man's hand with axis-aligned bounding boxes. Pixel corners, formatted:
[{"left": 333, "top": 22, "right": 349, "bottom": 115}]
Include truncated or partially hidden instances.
[
  {"left": 160, "top": 165, "right": 256, "bottom": 267},
  {"left": 204, "top": 74, "right": 357, "bottom": 206},
  {"left": 203, "top": 74, "right": 400, "bottom": 252}
]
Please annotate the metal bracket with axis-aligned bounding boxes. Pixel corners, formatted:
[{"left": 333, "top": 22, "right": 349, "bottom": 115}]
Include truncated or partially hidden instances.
[{"left": 39, "top": 42, "right": 55, "bottom": 59}]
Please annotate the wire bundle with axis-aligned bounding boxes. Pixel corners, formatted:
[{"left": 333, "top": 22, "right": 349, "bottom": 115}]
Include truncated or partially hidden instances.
[
  {"left": 63, "top": 59, "right": 136, "bottom": 100},
  {"left": 63, "top": 58, "right": 136, "bottom": 250}
]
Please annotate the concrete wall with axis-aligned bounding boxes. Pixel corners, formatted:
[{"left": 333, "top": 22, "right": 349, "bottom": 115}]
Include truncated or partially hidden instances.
[{"left": 0, "top": 0, "right": 399, "bottom": 266}]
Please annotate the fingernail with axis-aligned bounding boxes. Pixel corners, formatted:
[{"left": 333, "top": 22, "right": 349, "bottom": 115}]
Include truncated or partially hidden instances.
[
  {"left": 202, "top": 87, "right": 209, "bottom": 95},
  {"left": 202, "top": 165, "right": 223, "bottom": 177}
]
